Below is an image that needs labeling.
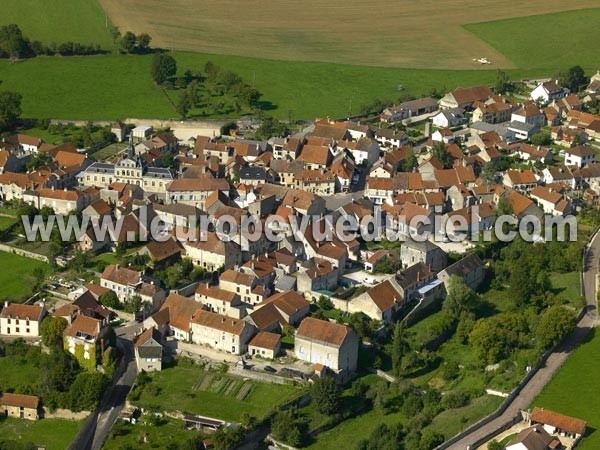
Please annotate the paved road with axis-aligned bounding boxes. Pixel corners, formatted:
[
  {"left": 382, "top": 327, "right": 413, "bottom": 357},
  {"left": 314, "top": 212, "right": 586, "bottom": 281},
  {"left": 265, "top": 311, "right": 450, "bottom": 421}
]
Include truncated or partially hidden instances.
[
  {"left": 445, "top": 230, "right": 600, "bottom": 450},
  {"left": 69, "top": 323, "right": 141, "bottom": 450}
]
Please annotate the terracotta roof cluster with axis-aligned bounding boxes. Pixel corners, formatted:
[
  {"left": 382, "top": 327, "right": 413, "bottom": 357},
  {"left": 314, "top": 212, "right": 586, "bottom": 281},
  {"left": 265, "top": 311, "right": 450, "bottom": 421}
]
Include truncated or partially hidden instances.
[
  {"left": 157, "top": 293, "right": 202, "bottom": 332},
  {"left": 65, "top": 314, "right": 101, "bottom": 339},
  {"left": 248, "top": 331, "right": 281, "bottom": 350},
  {"left": 191, "top": 309, "right": 247, "bottom": 335},
  {"left": 101, "top": 264, "right": 141, "bottom": 286}
]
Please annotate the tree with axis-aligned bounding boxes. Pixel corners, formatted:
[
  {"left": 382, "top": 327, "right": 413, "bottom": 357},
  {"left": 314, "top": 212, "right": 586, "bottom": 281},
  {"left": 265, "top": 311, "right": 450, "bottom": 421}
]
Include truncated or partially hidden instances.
[
  {"left": 530, "top": 132, "right": 552, "bottom": 146},
  {"left": 162, "top": 151, "right": 176, "bottom": 169},
  {"left": 150, "top": 54, "right": 177, "bottom": 84},
  {"left": 68, "top": 372, "right": 110, "bottom": 411},
  {"left": 271, "top": 410, "right": 303, "bottom": 447},
  {"left": 374, "top": 256, "right": 396, "bottom": 274},
  {"left": 535, "top": 305, "right": 577, "bottom": 349},
  {"left": 391, "top": 321, "right": 405, "bottom": 374},
  {"left": 0, "top": 91, "right": 23, "bottom": 131},
  {"left": 120, "top": 31, "right": 137, "bottom": 53},
  {"left": 137, "top": 33, "right": 152, "bottom": 52},
  {"left": 176, "top": 91, "right": 191, "bottom": 118},
  {"left": 432, "top": 141, "right": 450, "bottom": 168},
  {"left": 443, "top": 275, "right": 477, "bottom": 320},
  {"left": 496, "top": 196, "right": 513, "bottom": 217},
  {"left": 557, "top": 65, "right": 588, "bottom": 93},
  {"left": 401, "top": 149, "right": 418, "bottom": 172},
  {"left": 494, "top": 70, "right": 510, "bottom": 94},
  {"left": 420, "top": 430, "right": 445, "bottom": 450},
  {"left": 311, "top": 376, "right": 342, "bottom": 415},
  {"left": 469, "top": 313, "right": 529, "bottom": 365},
  {"left": 0, "top": 24, "right": 32, "bottom": 59},
  {"left": 99, "top": 291, "right": 120, "bottom": 309},
  {"left": 254, "top": 117, "right": 288, "bottom": 140},
  {"left": 488, "top": 440, "right": 503, "bottom": 450},
  {"left": 40, "top": 317, "right": 68, "bottom": 347}
]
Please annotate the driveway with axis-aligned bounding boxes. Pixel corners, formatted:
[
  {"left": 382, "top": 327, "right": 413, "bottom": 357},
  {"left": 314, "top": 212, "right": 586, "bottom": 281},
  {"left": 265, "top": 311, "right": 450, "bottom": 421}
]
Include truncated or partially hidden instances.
[{"left": 443, "top": 230, "right": 600, "bottom": 450}]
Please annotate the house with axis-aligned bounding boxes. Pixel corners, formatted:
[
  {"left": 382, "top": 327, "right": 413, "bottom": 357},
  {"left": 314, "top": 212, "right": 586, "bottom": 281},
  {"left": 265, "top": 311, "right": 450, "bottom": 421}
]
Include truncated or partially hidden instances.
[
  {"left": 508, "top": 120, "right": 539, "bottom": 141},
  {"left": 564, "top": 145, "right": 596, "bottom": 167},
  {"left": 505, "top": 425, "right": 561, "bottom": 450},
  {"left": 251, "top": 291, "right": 310, "bottom": 328},
  {"left": 294, "top": 169, "right": 336, "bottom": 196},
  {"left": 295, "top": 145, "right": 332, "bottom": 170},
  {"left": 140, "top": 238, "right": 183, "bottom": 268},
  {"left": 0, "top": 149, "right": 23, "bottom": 174},
  {"left": 400, "top": 238, "right": 447, "bottom": 272},
  {"left": 586, "top": 70, "right": 600, "bottom": 94},
  {"left": 166, "top": 178, "right": 230, "bottom": 210},
  {"left": 181, "top": 231, "right": 242, "bottom": 271},
  {"left": 373, "top": 128, "right": 410, "bottom": 149},
  {"left": 195, "top": 283, "right": 243, "bottom": 319},
  {"left": 64, "top": 314, "right": 108, "bottom": 367},
  {"left": 431, "top": 108, "right": 466, "bottom": 128},
  {"left": 240, "top": 167, "right": 267, "bottom": 186},
  {"left": 502, "top": 169, "right": 538, "bottom": 193},
  {"left": 297, "top": 257, "right": 339, "bottom": 294},
  {"left": 339, "top": 138, "right": 380, "bottom": 166},
  {"left": 380, "top": 97, "right": 438, "bottom": 122},
  {"left": 531, "top": 80, "right": 569, "bottom": 104},
  {"left": 437, "top": 253, "right": 484, "bottom": 291},
  {"left": 472, "top": 100, "right": 513, "bottom": 124},
  {"left": 431, "top": 127, "right": 455, "bottom": 144},
  {"left": 146, "top": 293, "right": 202, "bottom": 341},
  {"left": 364, "top": 249, "right": 400, "bottom": 273},
  {"left": 24, "top": 187, "right": 87, "bottom": 214},
  {"left": 111, "top": 122, "right": 126, "bottom": 142},
  {"left": 132, "top": 126, "right": 153, "bottom": 140},
  {"left": 0, "top": 393, "right": 39, "bottom": 420},
  {"left": 530, "top": 186, "right": 571, "bottom": 216},
  {"left": 190, "top": 309, "right": 255, "bottom": 355},
  {"left": 439, "top": 85, "right": 493, "bottom": 110},
  {"left": 248, "top": 331, "right": 281, "bottom": 359},
  {"left": 542, "top": 165, "right": 575, "bottom": 189},
  {"left": 349, "top": 279, "right": 405, "bottom": 324},
  {"left": 295, "top": 317, "right": 359, "bottom": 378},
  {"left": 0, "top": 302, "right": 46, "bottom": 338},
  {"left": 134, "top": 327, "right": 163, "bottom": 372},
  {"left": 220, "top": 269, "right": 267, "bottom": 306},
  {"left": 511, "top": 103, "right": 546, "bottom": 128},
  {"left": 100, "top": 265, "right": 165, "bottom": 308},
  {"left": 529, "top": 407, "right": 586, "bottom": 440}
]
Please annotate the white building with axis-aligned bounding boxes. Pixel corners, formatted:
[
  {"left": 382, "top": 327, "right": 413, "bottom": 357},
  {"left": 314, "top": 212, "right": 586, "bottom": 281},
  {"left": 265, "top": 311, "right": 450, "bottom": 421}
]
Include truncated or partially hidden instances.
[{"left": 0, "top": 302, "right": 46, "bottom": 338}]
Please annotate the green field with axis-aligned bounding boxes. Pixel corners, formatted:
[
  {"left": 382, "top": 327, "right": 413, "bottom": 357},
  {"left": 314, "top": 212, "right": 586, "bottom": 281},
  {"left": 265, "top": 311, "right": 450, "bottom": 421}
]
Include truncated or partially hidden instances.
[
  {"left": 0, "top": 417, "right": 83, "bottom": 450},
  {"left": 0, "top": 251, "right": 49, "bottom": 301},
  {"left": 1, "top": 2, "right": 600, "bottom": 120},
  {"left": 465, "top": 9, "right": 600, "bottom": 70},
  {"left": 0, "top": 355, "right": 41, "bottom": 391},
  {"left": 133, "top": 364, "right": 302, "bottom": 422},
  {"left": 533, "top": 329, "right": 600, "bottom": 450},
  {"left": 0, "top": 53, "right": 542, "bottom": 121},
  {"left": 0, "top": 0, "right": 115, "bottom": 49}
]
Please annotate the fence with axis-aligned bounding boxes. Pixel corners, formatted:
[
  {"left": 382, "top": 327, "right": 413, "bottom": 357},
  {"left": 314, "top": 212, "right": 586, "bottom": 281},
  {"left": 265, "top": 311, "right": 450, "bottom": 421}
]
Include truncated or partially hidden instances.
[{"left": 0, "top": 243, "right": 49, "bottom": 263}]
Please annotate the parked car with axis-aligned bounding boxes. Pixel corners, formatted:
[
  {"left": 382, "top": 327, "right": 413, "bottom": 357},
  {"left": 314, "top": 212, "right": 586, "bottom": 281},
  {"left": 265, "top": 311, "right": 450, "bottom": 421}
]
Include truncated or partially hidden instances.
[{"left": 264, "top": 365, "right": 277, "bottom": 373}]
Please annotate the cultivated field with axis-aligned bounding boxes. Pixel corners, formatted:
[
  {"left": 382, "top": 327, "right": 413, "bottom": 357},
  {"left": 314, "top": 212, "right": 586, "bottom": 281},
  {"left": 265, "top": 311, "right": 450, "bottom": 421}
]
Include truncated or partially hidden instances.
[{"left": 99, "top": 0, "right": 600, "bottom": 69}]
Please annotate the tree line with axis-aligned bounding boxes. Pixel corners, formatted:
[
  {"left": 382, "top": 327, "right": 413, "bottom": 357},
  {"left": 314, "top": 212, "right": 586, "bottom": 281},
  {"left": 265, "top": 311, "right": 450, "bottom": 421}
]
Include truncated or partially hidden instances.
[{"left": 0, "top": 24, "right": 104, "bottom": 59}]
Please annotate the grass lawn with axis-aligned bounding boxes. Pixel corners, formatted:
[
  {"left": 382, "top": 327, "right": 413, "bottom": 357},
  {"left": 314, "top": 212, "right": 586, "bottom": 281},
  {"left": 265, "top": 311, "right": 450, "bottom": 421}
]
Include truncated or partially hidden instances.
[
  {"left": 426, "top": 395, "right": 504, "bottom": 439},
  {"left": 464, "top": 9, "right": 600, "bottom": 70},
  {"left": 0, "top": 216, "right": 17, "bottom": 231},
  {"left": 1, "top": 0, "right": 115, "bottom": 49},
  {"left": 0, "top": 417, "right": 83, "bottom": 450},
  {"left": 532, "top": 329, "right": 600, "bottom": 450},
  {"left": 0, "top": 355, "right": 41, "bottom": 391},
  {"left": 551, "top": 272, "right": 584, "bottom": 308},
  {"left": 0, "top": 53, "right": 551, "bottom": 121},
  {"left": 0, "top": 251, "right": 49, "bottom": 301},
  {"left": 132, "top": 364, "right": 302, "bottom": 422}
]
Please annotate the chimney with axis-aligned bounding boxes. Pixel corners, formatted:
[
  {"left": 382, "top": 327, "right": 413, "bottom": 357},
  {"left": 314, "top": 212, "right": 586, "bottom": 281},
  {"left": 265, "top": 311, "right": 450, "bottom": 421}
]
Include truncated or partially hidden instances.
[
  {"left": 116, "top": 264, "right": 120, "bottom": 270},
  {"left": 4, "top": 301, "right": 8, "bottom": 308},
  {"left": 206, "top": 282, "right": 210, "bottom": 288},
  {"left": 51, "top": 186, "right": 55, "bottom": 191}
]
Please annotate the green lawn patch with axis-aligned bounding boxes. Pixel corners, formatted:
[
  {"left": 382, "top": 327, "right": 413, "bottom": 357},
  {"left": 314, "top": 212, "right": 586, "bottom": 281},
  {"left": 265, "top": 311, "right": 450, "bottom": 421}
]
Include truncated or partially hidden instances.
[
  {"left": 132, "top": 364, "right": 302, "bottom": 422},
  {"left": 0, "top": 216, "right": 17, "bottom": 231},
  {"left": 426, "top": 395, "right": 503, "bottom": 439},
  {"left": 0, "top": 251, "right": 49, "bottom": 301},
  {"left": 532, "top": 329, "right": 600, "bottom": 450},
  {"left": 550, "top": 272, "right": 583, "bottom": 308},
  {"left": 0, "top": 417, "right": 83, "bottom": 450},
  {"left": 464, "top": 9, "right": 600, "bottom": 70},
  {"left": 0, "top": 0, "right": 115, "bottom": 49},
  {"left": 0, "top": 355, "right": 41, "bottom": 391}
]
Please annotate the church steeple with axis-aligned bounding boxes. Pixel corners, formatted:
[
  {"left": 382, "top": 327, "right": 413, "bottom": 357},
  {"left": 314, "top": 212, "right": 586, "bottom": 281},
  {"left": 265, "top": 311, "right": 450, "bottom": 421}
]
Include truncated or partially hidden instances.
[{"left": 127, "top": 133, "right": 134, "bottom": 159}]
